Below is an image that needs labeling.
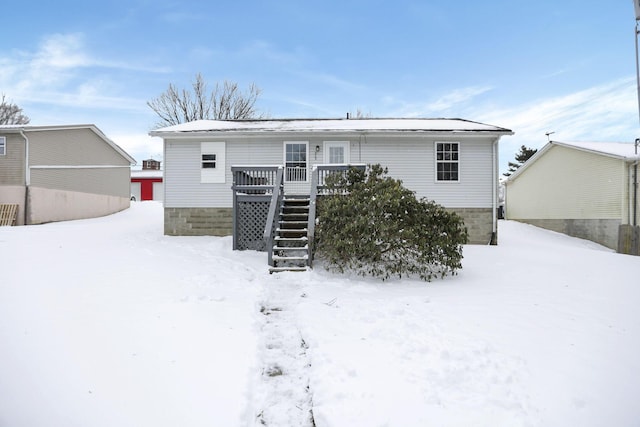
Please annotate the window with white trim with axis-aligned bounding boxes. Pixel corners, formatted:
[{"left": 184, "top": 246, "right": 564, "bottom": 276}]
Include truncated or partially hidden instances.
[
  {"left": 0, "top": 137, "right": 5, "bottom": 156},
  {"left": 435, "top": 142, "right": 459, "bottom": 182},
  {"left": 284, "top": 142, "right": 308, "bottom": 182},
  {"left": 201, "top": 142, "right": 225, "bottom": 183}
]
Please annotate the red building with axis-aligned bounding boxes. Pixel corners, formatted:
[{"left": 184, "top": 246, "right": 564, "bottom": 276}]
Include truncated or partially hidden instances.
[{"left": 131, "top": 159, "right": 163, "bottom": 201}]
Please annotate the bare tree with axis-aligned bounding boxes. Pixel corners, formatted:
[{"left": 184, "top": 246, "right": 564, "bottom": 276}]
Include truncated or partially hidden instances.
[
  {"left": 347, "top": 108, "right": 372, "bottom": 119},
  {"left": 147, "top": 73, "right": 263, "bottom": 127},
  {"left": 0, "top": 94, "right": 30, "bottom": 125}
]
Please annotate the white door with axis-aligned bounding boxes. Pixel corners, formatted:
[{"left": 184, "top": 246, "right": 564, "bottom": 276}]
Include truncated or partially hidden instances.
[
  {"left": 323, "top": 141, "right": 350, "bottom": 164},
  {"left": 130, "top": 182, "right": 141, "bottom": 201},
  {"left": 152, "top": 181, "right": 164, "bottom": 201}
]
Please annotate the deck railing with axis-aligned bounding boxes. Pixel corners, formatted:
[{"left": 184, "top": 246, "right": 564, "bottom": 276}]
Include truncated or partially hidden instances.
[
  {"left": 285, "top": 166, "right": 307, "bottom": 182},
  {"left": 231, "top": 163, "right": 365, "bottom": 266},
  {"left": 231, "top": 166, "right": 280, "bottom": 195},
  {"left": 264, "top": 168, "right": 284, "bottom": 266}
]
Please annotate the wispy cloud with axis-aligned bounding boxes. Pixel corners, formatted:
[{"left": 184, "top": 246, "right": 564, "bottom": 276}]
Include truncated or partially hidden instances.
[
  {"left": 1, "top": 33, "right": 166, "bottom": 113},
  {"left": 387, "top": 85, "right": 494, "bottom": 117},
  {"left": 474, "top": 77, "right": 638, "bottom": 171},
  {"left": 426, "top": 86, "right": 494, "bottom": 112}
]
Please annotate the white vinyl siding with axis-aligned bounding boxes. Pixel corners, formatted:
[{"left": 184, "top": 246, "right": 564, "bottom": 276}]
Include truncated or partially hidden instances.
[
  {"left": 359, "top": 136, "right": 493, "bottom": 208},
  {"left": 165, "top": 141, "right": 228, "bottom": 208},
  {"left": 164, "top": 135, "right": 495, "bottom": 209},
  {"left": 506, "top": 145, "right": 625, "bottom": 220}
]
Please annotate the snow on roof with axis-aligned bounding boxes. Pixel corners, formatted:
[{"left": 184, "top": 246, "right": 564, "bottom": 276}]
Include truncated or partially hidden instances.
[
  {"left": 505, "top": 140, "right": 640, "bottom": 183},
  {"left": 131, "top": 170, "right": 163, "bottom": 178},
  {"left": 150, "top": 118, "right": 513, "bottom": 135},
  {"left": 0, "top": 124, "right": 136, "bottom": 165},
  {"left": 552, "top": 141, "right": 640, "bottom": 160}
]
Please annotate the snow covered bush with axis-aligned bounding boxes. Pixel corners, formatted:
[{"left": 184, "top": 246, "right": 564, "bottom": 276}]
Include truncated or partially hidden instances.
[{"left": 314, "top": 164, "right": 468, "bottom": 281}]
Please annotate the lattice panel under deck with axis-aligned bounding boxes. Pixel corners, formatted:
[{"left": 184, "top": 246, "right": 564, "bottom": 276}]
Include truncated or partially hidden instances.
[{"left": 236, "top": 201, "right": 270, "bottom": 251}]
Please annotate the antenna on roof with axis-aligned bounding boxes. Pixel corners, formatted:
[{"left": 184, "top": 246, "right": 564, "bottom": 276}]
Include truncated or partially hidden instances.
[{"left": 545, "top": 131, "right": 555, "bottom": 142}]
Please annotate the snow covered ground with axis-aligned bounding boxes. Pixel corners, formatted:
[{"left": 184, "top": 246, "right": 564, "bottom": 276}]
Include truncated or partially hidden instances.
[{"left": 1, "top": 202, "right": 639, "bottom": 427}]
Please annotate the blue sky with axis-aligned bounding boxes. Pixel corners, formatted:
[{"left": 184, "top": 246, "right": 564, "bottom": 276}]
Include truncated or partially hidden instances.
[{"left": 1, "top": 0, "right": 638, "bottom": 172}]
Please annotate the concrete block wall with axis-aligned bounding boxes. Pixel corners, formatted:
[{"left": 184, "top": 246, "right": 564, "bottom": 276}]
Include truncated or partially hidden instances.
[
  {"left": 164, "top": 207, "right": 233, "bottom": 236},
  {"left": 447, "top": 208, "right": 494, "bottom": 245},
  {"left": 513, "top": 218, "right": 620, "bottom": 250}
]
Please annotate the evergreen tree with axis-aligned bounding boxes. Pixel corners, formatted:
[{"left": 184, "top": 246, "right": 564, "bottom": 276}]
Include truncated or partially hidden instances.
[
  {"left": 314, "top": 164, "right": 468, "bottom": 282},
  {"left": 503, "top": 145, "right": 537, "bottom": 177}
]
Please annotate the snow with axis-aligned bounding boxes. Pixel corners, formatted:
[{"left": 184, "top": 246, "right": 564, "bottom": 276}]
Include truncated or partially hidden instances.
[
  {"left": 1, "top": 202, "right": 639, "bottom": 427},
  {"left": 131, "top": 169, "right": 163, "bottom": 178},
  {"left": 552, "top": 141, "right": 640, "bottom": 160},
  {"left": 150, "top": 118, "right": 513, "bottom": 135}
]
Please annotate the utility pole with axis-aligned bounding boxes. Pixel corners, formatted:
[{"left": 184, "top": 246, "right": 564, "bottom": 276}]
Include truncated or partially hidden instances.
[{"left": 633, "top": 1, "right": 640, "bottom": 227}]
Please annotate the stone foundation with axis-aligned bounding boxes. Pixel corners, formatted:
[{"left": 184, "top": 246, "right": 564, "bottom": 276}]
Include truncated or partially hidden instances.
[
  {"left": 618, "top": 225, "right": 640, "bottom": 255},
  {"left": 164, "top": 206, "right": 496, "bottom": 244},
  {"left": 447, "top": 208, "right": 495, "bottom": 245},
  {"left": 164, "top": 207, "right": 233, "bottom": 236}
]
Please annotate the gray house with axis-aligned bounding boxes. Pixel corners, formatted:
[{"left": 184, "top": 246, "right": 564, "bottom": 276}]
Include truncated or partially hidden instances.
[
  {"left": 0, "top": 124, "right": 135, "bottom": 225},
  {"left": 150, "top": 118, "right": 512, "bottom": 269}
]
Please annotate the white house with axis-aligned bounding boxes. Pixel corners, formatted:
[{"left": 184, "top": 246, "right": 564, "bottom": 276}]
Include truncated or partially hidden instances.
[
  {"left": 504, "top": 140, "right": 640, "bottom": 253},
  {"left": 151, "top": 118, "right": 512, "bottom": 257}
]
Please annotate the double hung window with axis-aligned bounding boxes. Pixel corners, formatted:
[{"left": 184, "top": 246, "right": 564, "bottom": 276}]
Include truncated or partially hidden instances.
[
  {"left": 0, "top": 136, "right": 5, "bottom": 156},
  {"left": 285, "top": 142, "right": 308, "bottom": 182},
  {"left": 435, "top": 142, "right": 459, "bottom": 182}
]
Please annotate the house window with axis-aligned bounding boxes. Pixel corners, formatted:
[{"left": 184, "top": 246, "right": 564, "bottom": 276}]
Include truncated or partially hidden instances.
[
  {"left": 0, "top": 137, "right": 5, "bottom": 156},
  {"left": 201, "top": 142, "right": 225, "bottom": 183},
  {"left": 202, "top": 154, "right": 217, "bottom": 169},
  {"left": 284, "top": 142, "right": 308, "bottom": 182},
  {"left": 435, "top": 142, "right": 459, "bottom": 182}
]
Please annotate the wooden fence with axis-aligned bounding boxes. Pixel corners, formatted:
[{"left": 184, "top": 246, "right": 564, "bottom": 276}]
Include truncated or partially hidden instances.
[{"left": 0, "top": 204, "right": 18, "bottom": 226}]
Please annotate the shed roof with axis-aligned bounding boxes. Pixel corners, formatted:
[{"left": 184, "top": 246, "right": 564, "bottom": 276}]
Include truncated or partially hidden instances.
[
  {"left": 149, "top": 118, "right": 513, "bottom": 136},
  {"left": 551, "top": 141, "right": 640, "bottom": 160},
  {"left": 505, "top": 140, "right": 640, "bottom": 183},
  {"left": 131, "top": 169, "right": 163, "bottom": 179},
  {"left": 0, "top": 124, "right": 136, "bottom": 165}
]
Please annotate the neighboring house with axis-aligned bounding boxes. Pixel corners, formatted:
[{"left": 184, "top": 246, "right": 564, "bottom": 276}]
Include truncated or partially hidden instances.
[
  {"left": 150, "top": 118, "right": 513, "bottom": 253},
  {"left": 504, "top": 140, "right": 640, "bottom": 253},
  {"left": 131, "top": 159, "right": 163, "bottom": 201},
  {"left": 0, "top": 124, "right": 135, "bottom": 225}
]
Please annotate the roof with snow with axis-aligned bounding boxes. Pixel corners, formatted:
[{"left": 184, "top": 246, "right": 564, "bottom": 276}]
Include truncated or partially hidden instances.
[
  {"left": 505, "top": 140, "right": 640, "bottom": 183},
  {"left": 149, "top": 118, "right": 513, "bottom": 136},
  {"left": 551, "top": 141, "right": 640, "bottom": 160},
  {"left": 0, "top": 124, "right": 136, "bottom": 165},
  {"left": 131, "top": 170, "right": 163, "bottom": 179}
]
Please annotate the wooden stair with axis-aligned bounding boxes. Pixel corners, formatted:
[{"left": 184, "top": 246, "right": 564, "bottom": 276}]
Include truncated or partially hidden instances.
[{"left": 269, "top": 196, "right": 310, "bottom": 273}]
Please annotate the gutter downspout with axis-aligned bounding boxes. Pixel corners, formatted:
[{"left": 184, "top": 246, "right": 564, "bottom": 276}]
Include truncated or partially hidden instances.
[
  {"left": 632, "top": 161, "right": 638, "bottom": 227},
  {"left": 19, "top": 129, "right": 29, "bottom": 225},
  {"left": 490, "top": 138, "right": 498, "bottom": 245},
  {"left": 634, "top": 139, "right": 638, "bottom": 226}
]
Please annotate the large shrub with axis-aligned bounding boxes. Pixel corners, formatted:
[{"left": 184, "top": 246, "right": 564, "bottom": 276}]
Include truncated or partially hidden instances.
[{"left": 314, "top": 164, "right": 468, "bottom": 281}]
